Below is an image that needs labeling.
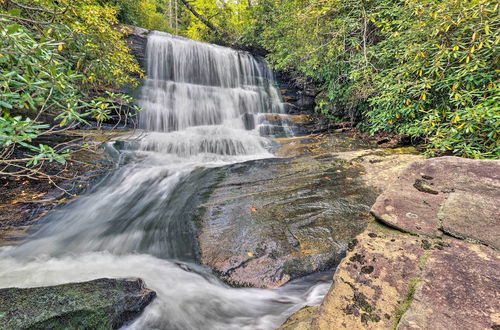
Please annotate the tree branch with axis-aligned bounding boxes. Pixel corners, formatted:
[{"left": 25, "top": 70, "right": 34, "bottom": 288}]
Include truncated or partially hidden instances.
[{"left": 178, "top": 0, "right": 220, "bottom": 36}]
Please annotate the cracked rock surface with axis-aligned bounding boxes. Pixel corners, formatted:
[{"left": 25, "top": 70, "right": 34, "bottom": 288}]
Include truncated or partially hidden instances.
[
  {"left": 280, "top": 156, "right": 500, "bottom": 330},
  {"left": 371, "top": 156, "right": 500, "bottom": 249}
]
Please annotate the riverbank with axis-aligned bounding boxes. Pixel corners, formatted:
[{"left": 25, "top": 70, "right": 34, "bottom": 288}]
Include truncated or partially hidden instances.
[
  {"left": 0, "top": 130, "right": 131, "bottom": 246},
  {"left": 1, "top": 24, "right": 497, "bottom": 330}
]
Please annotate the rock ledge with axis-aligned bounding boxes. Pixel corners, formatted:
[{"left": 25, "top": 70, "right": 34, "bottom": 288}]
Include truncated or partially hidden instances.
[{"left": 280, "top": 156, "right": 500, "bottom": 330}]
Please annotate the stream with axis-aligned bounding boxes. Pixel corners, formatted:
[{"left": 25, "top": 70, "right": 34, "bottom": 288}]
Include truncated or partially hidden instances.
[{"left": 0, "top": 32, "right": 330, "bottom": 329}]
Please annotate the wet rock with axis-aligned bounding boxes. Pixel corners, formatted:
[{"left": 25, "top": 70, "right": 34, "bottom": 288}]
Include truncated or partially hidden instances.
[
  {"left": 199, "top": 156, "right": 375, "bottom": 288},
  {"left": 258, "top": 114, "right": 316, "bottom": 137},
  {"left": 0, "top": 278, "right": 156, "bottom": 329},
  {"left": 371, "top": 156, "right": 500, "bottom": 249},
  {"left": 123, "top": 25, "right": 150, "bottom": 71},
  {"left": 279, "top": 306, "right": 319, "bottom": 330},
  {"left": 198, "top": 134, "right": 419, "bottom": 288},
  {"left": 275, "top": 71, "right": 320, "bottom": 114},
  {"left": 330, "top": 148, "right": 422, "bottom": 192}
]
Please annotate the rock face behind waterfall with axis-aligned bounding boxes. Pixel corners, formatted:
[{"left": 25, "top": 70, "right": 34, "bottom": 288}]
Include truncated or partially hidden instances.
[{"left": 0, "top": 278, "right": 156, "bottom": 330}]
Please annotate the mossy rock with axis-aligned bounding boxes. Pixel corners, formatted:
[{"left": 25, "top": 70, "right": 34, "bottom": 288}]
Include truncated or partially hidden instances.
[{"left": 0, "top": 278, "right": 156, "bottom": 330}]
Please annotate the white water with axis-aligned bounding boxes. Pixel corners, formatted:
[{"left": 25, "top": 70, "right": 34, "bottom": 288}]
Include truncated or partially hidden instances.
[{"left": 0, "top": 32, "right": 329, "bottom": 329}]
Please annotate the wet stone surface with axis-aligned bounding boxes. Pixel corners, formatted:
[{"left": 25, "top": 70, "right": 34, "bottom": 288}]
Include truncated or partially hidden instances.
[{"left": 197, "top": 133, "right": 420, "bottom": 288}]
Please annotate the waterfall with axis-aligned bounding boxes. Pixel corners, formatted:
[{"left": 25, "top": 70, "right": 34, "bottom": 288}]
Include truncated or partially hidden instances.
[
  {"left": 0, "top": 32, "right": 327, "bottom": 330},
  {"left": 136, "top": 31, "right": 285, "bottom": 159}
]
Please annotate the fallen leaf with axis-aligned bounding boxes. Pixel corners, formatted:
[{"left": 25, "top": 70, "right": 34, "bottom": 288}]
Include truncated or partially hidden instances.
[{"left": 250, "top": 206, "right": 257, "bottom": 212}]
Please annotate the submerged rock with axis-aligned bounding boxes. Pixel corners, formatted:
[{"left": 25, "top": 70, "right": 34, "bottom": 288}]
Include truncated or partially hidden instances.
[{"left": 0, "top": 278, "right": 156, "bottom": 329}]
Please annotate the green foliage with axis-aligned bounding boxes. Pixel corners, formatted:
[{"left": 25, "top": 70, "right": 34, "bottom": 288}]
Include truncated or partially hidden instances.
[
  {"left": 0, "top": 22, "right": 82, "bottom": 117},
  {"left": 366, "top": 0, "right": 500, "bottom": 158},
  {"left": 243, "top": 0, "right": 500, "bottom": 158},
  {"left": 183, "top": 0, "right": 251, "bottom": 43},
  {"left": 0, "top": 116, "right": 48, "bottom": 147},
  {"left": 0, "top": 0, "right": 143, "bottom": 175},
  {"left": 110, "top": 0, "right": 174, "bottom": 33}
]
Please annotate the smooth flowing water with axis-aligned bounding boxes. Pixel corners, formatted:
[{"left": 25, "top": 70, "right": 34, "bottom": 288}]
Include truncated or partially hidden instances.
[{"left": 0, "top": 32, "right": 329, "bottom": 329}]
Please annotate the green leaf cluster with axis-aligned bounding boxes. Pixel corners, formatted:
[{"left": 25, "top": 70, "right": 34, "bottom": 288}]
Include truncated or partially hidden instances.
[
  {"left": 0, "top": 0, "right": 143, "bottom": 171},
  {"left": 243, "top": 0, "right": 500, "bottom": 158}
]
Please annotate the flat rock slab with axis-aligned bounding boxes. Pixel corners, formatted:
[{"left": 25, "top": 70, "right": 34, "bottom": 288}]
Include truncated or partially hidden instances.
[
  {"left": 283, "top": 156, "right": 500, "bottom": 329},
  {"left": 371, "top": 156, "right": 500, "bottom": 249},
  {"left": 398, "top": 240, "right": 500, "bottom": 330},
  {"left": 307, "top": 222, "right": 500, "bottom": 330},
  {"left": 198, "top": 134, "right": 420, "bottom": 288},
  {"left": 0, "top": 278, "right": 156, "bottom": 330}
]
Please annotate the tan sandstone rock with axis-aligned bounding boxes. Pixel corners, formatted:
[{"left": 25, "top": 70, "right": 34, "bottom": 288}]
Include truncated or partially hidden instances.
[
  {"left": 371, "top": 156, "right": 500, "bottom": 249},
  {"left": 281, "top": 156, "right": 500, "bottom": 330}
]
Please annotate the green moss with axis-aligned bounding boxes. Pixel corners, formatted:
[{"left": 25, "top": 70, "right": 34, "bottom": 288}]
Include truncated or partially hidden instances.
[
  {"left": 354, "top": 292, "right": 375, "bottom": 314},
  {"left": 391, "top": 277, "right": 421, "bottom": 329},
  {"left": 200, "top": 171, "right": 226, "bottom": 202},
  {"left": 193, "top": 170, "right": 226, "bottom": 230},
  {"left": 30, "top": 309, "right": 112, "bottom": 330},
  {"left": 418, "top": 251, "right": 430, "bottom": 271},
  {"left": 382, "top": 147, "right": 419, "bottom": 155}
]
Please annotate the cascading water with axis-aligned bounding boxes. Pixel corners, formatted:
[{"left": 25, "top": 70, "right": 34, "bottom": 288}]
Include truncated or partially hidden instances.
[{"left": 0, "top": 32, "right": 329, "bottom": 329}]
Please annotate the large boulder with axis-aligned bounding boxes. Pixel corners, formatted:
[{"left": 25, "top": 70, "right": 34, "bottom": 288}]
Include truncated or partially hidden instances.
[
  {"left": 283, "top": 156, "right": 500, "bottom": 329},
  {"left": 0, "top": 278, "right": 156, "bottom": 329},
  {"left": 198, "top": 134, "right": 420, "bottom": 288},
  {"left": 371, "top": 156, "right": 500, "bottom": 249},
  {"left": 308, "top": 222, "right": 500, "bottom": 330}
]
